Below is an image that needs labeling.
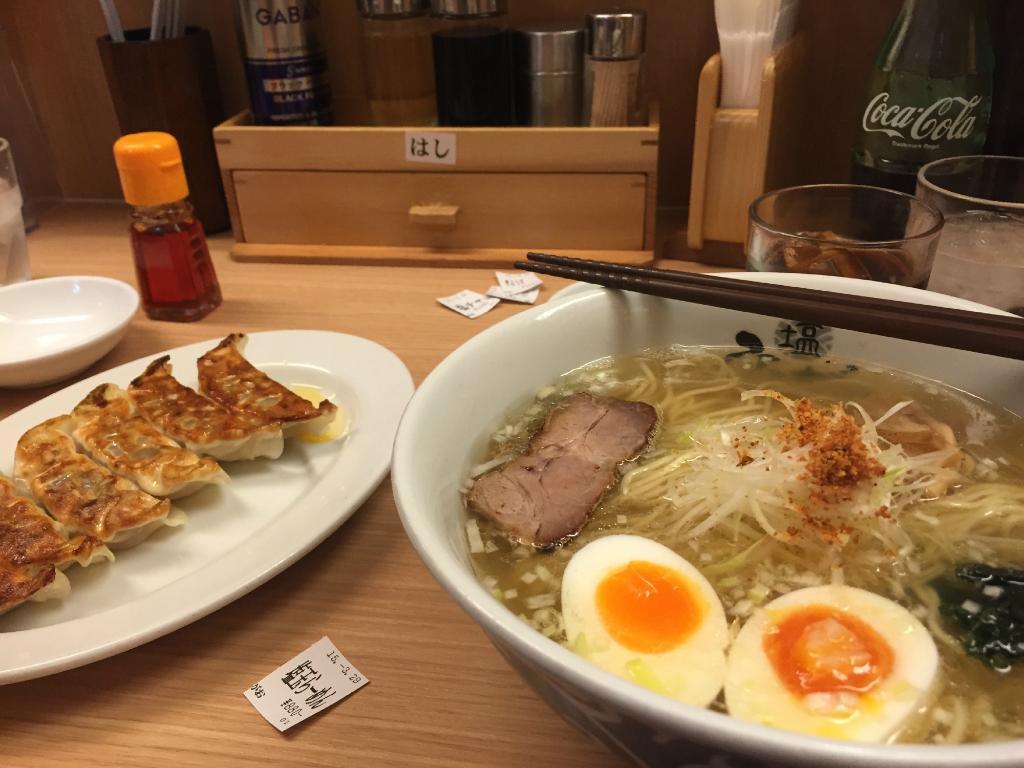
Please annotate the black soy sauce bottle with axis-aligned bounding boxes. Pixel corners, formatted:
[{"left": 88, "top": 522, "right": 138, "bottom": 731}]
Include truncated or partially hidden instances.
[{"left": 430, "top": 0, "right": 514, "bottom": 126}]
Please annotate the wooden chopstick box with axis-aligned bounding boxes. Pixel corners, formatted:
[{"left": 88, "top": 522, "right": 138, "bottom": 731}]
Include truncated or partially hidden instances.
[
  {"left": 685, "top": 37, "right": 807, "bottom": 267},
  {"left": 213, "top": 107, "right": 659, "bottom": 267}
]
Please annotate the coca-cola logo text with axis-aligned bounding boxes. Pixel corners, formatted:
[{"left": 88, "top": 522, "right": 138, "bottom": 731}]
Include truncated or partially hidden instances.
[{"left": 861, "top": 92, "right": 983, "bottom": 143}]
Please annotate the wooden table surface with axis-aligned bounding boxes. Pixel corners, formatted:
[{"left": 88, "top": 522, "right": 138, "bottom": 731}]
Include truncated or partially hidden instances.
[{"left": 0, "top": 203, "right": 721, "bottom": 768}]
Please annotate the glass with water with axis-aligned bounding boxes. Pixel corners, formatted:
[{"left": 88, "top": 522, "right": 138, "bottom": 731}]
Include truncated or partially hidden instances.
[
  {"left": 0, "top": 138, "right": 30, "bottom": 285},
  {"left": 917, "top": 155, "right": 1024, "bottom": 315}
]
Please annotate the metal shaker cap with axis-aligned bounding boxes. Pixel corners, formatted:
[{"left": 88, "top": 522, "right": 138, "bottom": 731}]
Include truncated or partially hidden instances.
[
  {"left": 429, "top": 0, "right": 506, "bottom": 17},
  {"left": 513, "top": 23, "right": 585, "bottom": 74},
  {"left": 586, "top": 11, "right": 646, "bottom": 59},
  {"left": 357, "top": 0, "right": 429, "bottom": 17}
]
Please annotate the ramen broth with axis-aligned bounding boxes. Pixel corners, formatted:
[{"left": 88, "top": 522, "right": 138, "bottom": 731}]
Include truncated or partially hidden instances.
[{"left": 464, "top": 348, "right": 1024, "bottom": 744}]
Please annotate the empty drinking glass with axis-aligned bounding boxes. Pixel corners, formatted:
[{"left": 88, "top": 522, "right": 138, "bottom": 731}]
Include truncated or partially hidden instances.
[
  {"left": 0, "top": 138, "right": 30, "bottom": 285},
  {"left": 746, "top": 184, "right": 944, "bottom": 288},
  {"left": 917, "top": 156, "right": 1024, "bottom": 314}
]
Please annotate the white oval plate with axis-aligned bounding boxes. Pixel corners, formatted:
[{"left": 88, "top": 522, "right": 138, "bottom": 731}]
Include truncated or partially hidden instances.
[
  {"left": 0, "top": 276, "right": 140, "bottom": 389},
  {"left": 0, "top": 330, "right": 414, "bottom": 684}
]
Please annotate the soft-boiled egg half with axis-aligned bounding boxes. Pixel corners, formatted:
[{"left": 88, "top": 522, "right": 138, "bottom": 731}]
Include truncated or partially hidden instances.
[
  {"left": 561, "top": 535, "right": 729, "bottom": 707},
  {"left": 724, "top": 584, "right": 939, "bottom": 742}
]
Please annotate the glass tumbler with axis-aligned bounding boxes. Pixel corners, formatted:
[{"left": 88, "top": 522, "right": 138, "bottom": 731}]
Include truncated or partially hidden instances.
[
  {"left": 0, "top": 138, "right": 29, "bottom": 285},
  {"left": 746, "top": 184, "right": 944, "bottom": 288},
  {"left": 916, "top": 155, "right": 1024, "bottom": 314}
]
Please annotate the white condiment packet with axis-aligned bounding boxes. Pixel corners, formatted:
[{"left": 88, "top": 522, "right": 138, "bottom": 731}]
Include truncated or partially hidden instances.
[
  {"left": 495, "top": 271, "right": 543, "bottom": 295},
  {"left": 437, "top": 289, "right": 500, "bottom": 319},
  {"left": 244, "top": 636, "right": 369, "bottom": 732},
  {"left": 486, "top": 285, "right": 540, "bottom": 304}
]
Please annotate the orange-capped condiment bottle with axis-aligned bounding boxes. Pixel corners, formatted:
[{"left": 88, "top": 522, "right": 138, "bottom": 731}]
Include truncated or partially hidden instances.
[{"left": 113, "top": 132, "right": 222, "bottom": 322}]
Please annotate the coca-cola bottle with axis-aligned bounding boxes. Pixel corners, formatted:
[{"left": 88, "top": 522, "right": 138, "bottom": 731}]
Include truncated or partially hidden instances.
[
  {"left": 852, "top": 0, "right": 994, "bottom": 193},
  {"left": 986, "top": 0, "right": 1024, "bottom": 156}
]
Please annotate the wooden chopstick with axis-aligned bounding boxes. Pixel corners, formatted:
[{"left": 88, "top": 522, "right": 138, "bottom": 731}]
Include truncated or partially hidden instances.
[
  {"left": 516, "top": 254, "right": 1024, "bottom": 361},
  {"left": 525, "top": 252, "right": 1024, "bottom": 333},
  {"left": 525, "top": 251, "right": 1009, "bottom": 325}
]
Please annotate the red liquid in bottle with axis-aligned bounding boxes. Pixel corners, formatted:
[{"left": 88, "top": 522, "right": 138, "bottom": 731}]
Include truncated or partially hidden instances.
[{"left": 130, "top": 214, "right": 222, "bottom": 322}]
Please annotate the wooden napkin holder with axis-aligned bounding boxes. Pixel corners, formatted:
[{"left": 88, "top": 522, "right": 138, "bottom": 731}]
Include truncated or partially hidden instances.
[
  {"left": 213, "top": 107, "right": 659, "bottom": 268},
  {"left": 685, "top": 37, "right": 807, "bottom": 267}
]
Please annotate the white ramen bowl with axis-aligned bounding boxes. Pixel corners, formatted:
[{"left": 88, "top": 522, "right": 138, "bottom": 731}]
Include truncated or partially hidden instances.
[
  {"left": 0, "top": 276, "right": 139, "bottom": 388},
  {"left": 392, "top": 275, "right": 1024, "bottom": 768}
]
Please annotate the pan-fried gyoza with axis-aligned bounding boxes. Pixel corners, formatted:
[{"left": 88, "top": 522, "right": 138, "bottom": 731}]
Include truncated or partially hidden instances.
[
  {"left": 1, "top": 331, "right": 342, "bottom": 617},
  {"left": 15, "top": 418, "right": 183, "bottom": 548},
  {"left": 198, "top": 334, "right": 336, "bottom": 437},
  {"left": 70, "top": 384, "right": 228, "bottom": 498},
  {"left": 0, "top": 475, "right": 111, "bottom": 614},
  {"left": 129, "top": 356, "right": 284, "bottom": 462}
]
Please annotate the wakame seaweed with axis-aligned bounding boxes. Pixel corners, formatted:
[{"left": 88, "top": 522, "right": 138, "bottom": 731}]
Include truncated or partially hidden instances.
[{"left": 933, "top": 564, "right": 1024, "bottom": 672}]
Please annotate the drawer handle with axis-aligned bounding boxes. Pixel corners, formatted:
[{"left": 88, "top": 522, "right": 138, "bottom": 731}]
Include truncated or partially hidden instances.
[{"left": 409, "top": 203, "right": 459, "bottom": 229}]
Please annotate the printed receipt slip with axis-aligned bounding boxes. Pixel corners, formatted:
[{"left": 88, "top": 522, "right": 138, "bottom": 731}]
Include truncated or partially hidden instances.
[{"left": 244, "top": 636, "right": 369, "bottom": 731}]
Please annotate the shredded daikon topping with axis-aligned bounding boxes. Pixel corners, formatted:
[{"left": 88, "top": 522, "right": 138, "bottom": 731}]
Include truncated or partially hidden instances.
[
  {"left": 465, "top": 519, "right": 485, "bottom": 554},
  {"left": 649, "top": 390, "right": 960, "bottom": 578}
]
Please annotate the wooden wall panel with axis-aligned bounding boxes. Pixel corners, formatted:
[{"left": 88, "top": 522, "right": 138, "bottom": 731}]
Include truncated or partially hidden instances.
[
  {"left": 4, "top": 1, "right": 125, "bottom": 199},
  {"left": 796, "top": 0, "right": 901, "bottom": 184},
  {"left": 5, "top": 0, "right": 900, "bottom": 206},
  {"left": 2, "top": 0, "right": 249, "bottom": 200},
  {"left": 0, "top": 12, "right": 61, "bottom": 203}
]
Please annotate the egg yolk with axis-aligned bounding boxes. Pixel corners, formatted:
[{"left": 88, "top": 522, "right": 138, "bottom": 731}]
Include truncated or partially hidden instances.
[
  {"left": 595, "top": 560, "right": 704, "bottom": 654},
  {"left": 764, "top": 605, "right": 894, "bottom": 696}
]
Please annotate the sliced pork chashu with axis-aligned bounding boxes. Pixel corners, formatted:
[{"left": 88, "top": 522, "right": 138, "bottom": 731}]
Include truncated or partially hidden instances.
[
  {"left": 198, "top": 334, "right": 336, "bottom": 437},
  {"left": 468, "top": 392, "right": 658, "bottom": 547},
  {"left": 129, "top": 356, "right": 283, "bottom": 462},
  {"left": 877, "top": 403, "right": 960, "bottom": 462},
  {"left": 876, "top": 402, "right": 969, "bottom": 496}
]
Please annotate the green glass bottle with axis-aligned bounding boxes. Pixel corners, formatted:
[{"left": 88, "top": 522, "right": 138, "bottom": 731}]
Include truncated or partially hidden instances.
[{"left": 851, "top": 0, "right": 994, "bottom": 193}]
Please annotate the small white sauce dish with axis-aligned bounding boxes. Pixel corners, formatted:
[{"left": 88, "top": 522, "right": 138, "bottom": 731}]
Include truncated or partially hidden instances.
[{"left": 0, "top": 276, "right": 139, "bottom": 388}]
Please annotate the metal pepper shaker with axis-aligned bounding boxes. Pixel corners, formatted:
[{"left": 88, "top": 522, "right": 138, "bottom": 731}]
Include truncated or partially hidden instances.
[
  {"left": 584, "top": 10, "right": 647, "bottom": 127},
  {"left": 512, "top": 22, "right": 585, "bottom": 126}
]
